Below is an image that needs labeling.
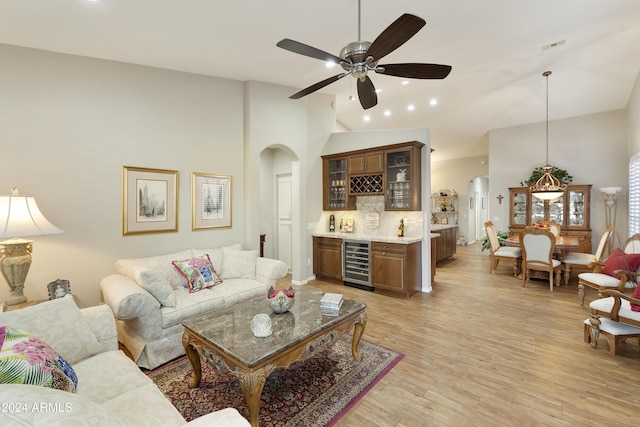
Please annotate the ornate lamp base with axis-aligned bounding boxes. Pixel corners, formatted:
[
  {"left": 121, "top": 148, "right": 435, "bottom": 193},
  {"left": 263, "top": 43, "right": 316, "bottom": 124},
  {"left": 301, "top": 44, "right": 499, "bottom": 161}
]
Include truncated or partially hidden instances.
[{"left": 0, "top": 239, "right": 33, "bottom": 306}]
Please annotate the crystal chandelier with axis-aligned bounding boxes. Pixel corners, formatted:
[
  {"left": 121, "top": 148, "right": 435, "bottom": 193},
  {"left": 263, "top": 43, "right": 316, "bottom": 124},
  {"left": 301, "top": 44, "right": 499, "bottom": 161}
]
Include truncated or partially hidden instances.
[{"left": 530, "top": 71, "right": 567, "bottom": 201}]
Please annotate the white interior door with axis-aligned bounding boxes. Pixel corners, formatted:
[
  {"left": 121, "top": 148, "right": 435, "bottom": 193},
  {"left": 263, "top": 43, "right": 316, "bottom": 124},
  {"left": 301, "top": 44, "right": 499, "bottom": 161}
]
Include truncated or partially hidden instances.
[{"left": 277, "top": 175, "right": 292, "bottom": 270}]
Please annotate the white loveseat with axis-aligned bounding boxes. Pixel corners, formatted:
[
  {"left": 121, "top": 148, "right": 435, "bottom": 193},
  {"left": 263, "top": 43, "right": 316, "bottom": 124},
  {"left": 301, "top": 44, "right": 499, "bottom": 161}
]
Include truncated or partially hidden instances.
[
  {"left": 100, "top": 245, "right": 288, "bottom": 369},
  {"left": 0, "top": 295, "right": 250, "bottom": 426}
]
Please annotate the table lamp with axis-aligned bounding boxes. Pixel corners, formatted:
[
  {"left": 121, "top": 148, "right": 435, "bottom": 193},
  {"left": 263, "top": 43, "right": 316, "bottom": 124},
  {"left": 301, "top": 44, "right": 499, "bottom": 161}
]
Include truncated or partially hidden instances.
[{"left": 0, "top": 188, "right": 63, "bottom": 305}]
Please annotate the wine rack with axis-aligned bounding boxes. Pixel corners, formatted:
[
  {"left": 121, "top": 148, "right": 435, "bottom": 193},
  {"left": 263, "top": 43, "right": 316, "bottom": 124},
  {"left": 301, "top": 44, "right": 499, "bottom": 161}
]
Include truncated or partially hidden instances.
[{"left": 349, "top": 175, "right": 383, "bottom": 194}]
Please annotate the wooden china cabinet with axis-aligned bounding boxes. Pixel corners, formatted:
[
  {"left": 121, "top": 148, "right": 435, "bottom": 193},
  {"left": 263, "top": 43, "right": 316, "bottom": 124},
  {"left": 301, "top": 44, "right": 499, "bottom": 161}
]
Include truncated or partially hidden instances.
[
  {"left": 508, "top": 185, "right": 592, "bottom": 253},
  {"left": 321, "top": 141, "right": 423, "bottom": 211}
]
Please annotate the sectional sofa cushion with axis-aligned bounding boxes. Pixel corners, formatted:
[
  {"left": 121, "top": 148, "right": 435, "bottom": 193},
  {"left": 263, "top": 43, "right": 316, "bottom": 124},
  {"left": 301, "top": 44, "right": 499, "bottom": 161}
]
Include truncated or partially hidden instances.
[
  {"left": 0, "top": 295, "right": 103, "bottom": 365},
  {"left": 221, "top": 247, "right": 258, "bottom": 279},
  {"left": 134, "top": 267, "right": 177, "bottom": 307}
]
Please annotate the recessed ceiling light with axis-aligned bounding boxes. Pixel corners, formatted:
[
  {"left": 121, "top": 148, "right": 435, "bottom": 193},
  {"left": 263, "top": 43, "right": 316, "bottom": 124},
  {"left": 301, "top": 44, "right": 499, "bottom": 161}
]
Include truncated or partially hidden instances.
[
  {"left": 401, "top": 81, "right": 410, "bottom": 85},
  {"left": 430, "top": 98, "right": 438, "bottom": 106},
  {"left": 384, "top": 110, "right": 391, "bottom": 116},
  {"left": 407, "top": 104, "right": 415, "bottom": 111},
  {"left": 363, "top": 115, "right": 371, "bottom": 122},
  {"left": 375, "top": 89, "right": 382, "bottom": 93},
  {"left": 325, "top": 61, "right": 336, "bottom": 68}
]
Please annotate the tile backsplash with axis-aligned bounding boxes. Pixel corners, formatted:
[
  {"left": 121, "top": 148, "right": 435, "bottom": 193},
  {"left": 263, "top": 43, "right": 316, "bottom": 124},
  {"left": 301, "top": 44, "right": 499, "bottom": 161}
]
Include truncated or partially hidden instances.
[{"left": 317, "top": 195, "right": 425, "bottom": 238}]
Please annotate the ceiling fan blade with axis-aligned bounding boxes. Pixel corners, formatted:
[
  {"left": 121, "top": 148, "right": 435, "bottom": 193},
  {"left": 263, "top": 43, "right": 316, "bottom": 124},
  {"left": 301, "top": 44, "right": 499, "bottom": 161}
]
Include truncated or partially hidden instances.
[
  {"left": 277, "top": 39, "right": 345, "bottom": 64},
  {"left": 376, "top": 63, "right": 452, "bottom": 79},
  {"left": 357, "top": 76, "right": 378, "bottom": 110},
  {"left": 365, "top": 14, "right": 426, "bottom": 62},
  {"left": 289, "top": 73, "right": 349, "bottom": 99}
]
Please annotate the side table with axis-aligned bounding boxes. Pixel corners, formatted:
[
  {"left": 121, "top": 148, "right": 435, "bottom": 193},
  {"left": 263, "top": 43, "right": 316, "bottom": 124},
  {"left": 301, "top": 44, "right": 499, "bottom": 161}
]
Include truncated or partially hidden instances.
[{"left": 2, "top": 294, "right": 86, "bottom": 312}]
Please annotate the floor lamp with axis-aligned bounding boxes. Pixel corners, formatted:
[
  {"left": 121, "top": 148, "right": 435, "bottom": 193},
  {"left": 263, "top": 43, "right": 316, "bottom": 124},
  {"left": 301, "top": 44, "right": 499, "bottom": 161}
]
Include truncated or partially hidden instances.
[
  {"left": 0, "top": 188, "right": 63, "bottom": 306},
  {"left": 599, "top": 186, "right": 622, "bottom": 256}
]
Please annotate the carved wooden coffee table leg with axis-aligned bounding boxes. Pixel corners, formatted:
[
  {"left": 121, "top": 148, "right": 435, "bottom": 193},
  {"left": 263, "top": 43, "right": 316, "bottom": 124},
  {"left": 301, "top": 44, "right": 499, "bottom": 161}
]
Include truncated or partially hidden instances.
[
  {"left": 182, "top": 332, "right": 202, "bottom": 388},
  {"left": 237, "top": 367, "right": 273, "bottom": 427},
  {"left": 351, "top": 312, "right": 367, "bottom": 362}
]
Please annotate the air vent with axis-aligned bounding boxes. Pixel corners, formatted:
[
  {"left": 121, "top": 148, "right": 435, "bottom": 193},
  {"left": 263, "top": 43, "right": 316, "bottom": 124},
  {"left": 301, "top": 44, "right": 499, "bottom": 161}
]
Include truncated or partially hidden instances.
[{"left": 542, "top": 40, "right": 566, "bottom": 51}]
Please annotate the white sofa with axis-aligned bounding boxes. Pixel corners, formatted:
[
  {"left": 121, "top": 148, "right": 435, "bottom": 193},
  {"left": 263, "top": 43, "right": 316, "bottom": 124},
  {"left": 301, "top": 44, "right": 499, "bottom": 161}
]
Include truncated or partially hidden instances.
[
  {"left": 100, "top": 245, "right": 288, "bottom": 369},
  {"left": 0, "top": 295, "right": 250, "bottom": 426}
]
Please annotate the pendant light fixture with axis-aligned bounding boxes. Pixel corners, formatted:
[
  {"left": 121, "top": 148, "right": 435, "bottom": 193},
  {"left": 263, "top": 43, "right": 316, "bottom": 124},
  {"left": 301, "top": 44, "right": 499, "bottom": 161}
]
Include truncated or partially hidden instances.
[{"left": 530, "top": 71, "right": 567, "bottom": 201}]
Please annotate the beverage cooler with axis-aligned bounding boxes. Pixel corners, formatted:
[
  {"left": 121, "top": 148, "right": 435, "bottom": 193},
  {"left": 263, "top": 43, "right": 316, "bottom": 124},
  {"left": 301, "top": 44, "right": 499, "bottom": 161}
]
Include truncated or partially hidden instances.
[{"left": 342, "top": 240, "right": 373, "bottom": 291}]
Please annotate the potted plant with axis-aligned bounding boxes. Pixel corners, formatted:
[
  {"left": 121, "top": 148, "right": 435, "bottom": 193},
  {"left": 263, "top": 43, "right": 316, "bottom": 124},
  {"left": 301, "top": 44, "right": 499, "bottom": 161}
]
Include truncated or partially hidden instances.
[
  {"left": 481, "top": 229, "right": 509, "bottom": 252},
  {"left": 520, "top": 166, "right": 573, "bottom": 187}
]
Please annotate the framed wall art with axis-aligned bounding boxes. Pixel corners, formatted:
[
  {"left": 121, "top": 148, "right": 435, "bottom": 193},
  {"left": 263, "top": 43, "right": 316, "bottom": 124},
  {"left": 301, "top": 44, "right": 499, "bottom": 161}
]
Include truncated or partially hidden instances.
[
  {"left": 192, "top": 172, "right": 232, "bottom": 230},
  {"left": 123, "top": 166, "right": 178, "bottom": 235},
  {"left": 441, "top": 217, "right": 448, "bottom": 225}
]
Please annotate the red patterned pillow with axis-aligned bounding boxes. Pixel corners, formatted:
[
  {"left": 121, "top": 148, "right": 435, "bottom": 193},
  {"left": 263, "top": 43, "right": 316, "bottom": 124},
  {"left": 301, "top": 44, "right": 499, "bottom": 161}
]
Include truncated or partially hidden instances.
[
  {"left": 602, "top": 247, "right": 640, "bottom": 277},
  {"left": 631, "top": 284, "right": 640, "bottom": 312}
]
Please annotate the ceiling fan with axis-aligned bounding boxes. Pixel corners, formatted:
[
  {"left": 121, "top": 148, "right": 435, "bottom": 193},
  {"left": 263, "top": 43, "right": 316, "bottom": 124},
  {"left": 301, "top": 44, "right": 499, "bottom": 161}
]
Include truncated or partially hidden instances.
[{"left": 276, "top": 1, "right": 452, "bottom": 110}]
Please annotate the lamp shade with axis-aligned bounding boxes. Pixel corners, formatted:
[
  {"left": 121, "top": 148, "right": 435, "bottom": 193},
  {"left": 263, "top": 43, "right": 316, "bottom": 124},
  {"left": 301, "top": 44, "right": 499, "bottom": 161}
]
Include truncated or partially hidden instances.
[{"left": 0, "top": 189, "right": 63, "bottom": 239}]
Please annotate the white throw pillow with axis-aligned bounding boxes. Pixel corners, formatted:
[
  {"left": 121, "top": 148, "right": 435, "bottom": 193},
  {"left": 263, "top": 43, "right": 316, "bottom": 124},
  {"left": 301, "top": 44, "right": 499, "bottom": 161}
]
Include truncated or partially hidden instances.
[
  {"left": 134, "top": 267, "right": 177, "bottom": 307},
  {"left": 221, "top": 247, "right": 258, "bottom": 279},
  {"left": 0, "top": 295, "right": 103, "bottom": 365}
]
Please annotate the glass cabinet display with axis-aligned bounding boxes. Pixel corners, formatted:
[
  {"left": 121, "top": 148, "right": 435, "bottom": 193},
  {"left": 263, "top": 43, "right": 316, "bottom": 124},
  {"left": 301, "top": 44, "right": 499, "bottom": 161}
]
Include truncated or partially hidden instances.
[
  {"left": 431, "top": 189, "right": 458, "bottom": 225},
  {"left": 322, "top": 155, "right": 355, "bottom": 210},
  {"left": 385, "top": 143, "right": 422, "bottom": 211},
  {"left": 508, "top": 185, "right": 592, "bottom": 253}
]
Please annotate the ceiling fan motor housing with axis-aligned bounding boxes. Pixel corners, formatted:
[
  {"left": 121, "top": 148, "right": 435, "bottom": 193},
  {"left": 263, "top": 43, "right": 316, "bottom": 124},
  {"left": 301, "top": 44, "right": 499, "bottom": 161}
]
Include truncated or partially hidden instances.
[{"left": 340, "top": 41, "right": 379, "bottom": 79}]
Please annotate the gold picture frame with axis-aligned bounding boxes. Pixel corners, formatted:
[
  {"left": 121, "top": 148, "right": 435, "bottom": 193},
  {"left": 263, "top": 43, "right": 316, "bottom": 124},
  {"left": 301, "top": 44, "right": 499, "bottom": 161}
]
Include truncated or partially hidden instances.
[
  {"left": 192, "top": 172, "right": 232, "bottom": 230},
  {"left": 123, "top": 166, "right": 178, "bottom": 235}
]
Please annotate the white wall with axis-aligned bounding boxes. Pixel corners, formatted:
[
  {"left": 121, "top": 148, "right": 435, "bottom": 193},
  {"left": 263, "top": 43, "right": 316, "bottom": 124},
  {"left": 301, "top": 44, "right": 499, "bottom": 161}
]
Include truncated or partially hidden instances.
[
  {"left": 0, "top": 44, "right": 247, "bottom": 306},
  {"left": 488, "top": 109, "right": 628, "bottom": 242}
]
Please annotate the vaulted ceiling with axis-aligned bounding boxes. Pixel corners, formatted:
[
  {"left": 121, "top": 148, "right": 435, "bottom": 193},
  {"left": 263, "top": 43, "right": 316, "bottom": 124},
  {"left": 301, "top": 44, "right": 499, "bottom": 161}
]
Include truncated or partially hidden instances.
[{"left": 1, "top": 0, "right": 639, "bottom": 160}]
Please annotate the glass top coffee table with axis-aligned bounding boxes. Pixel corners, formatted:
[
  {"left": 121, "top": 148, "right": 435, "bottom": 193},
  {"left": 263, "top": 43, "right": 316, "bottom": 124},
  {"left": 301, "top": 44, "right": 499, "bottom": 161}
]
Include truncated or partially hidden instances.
[{"left": 182, "top": 286, "right": 367, "bottom": 427}]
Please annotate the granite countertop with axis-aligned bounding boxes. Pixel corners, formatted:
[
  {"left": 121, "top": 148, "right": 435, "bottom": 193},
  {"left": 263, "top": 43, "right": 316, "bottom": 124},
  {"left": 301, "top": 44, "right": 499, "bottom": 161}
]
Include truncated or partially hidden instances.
[
  {"left": 430, "top": 224, "right": 458, "bottom": 231},
  {"left": 312, "top": 232, "right": 422, "bottom": 244}
]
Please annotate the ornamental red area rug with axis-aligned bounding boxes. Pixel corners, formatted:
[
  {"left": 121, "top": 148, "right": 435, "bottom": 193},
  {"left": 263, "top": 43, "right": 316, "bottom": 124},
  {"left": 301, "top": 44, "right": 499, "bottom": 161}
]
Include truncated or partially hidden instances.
[{"left": 147, "top": 337, "right": 403, "bottom": 427}]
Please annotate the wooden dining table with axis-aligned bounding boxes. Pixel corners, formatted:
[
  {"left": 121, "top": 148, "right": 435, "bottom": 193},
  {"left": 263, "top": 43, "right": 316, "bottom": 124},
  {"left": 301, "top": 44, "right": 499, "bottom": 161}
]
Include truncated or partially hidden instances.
[{"left": 505, "top": 234, "right": 580, "bottom": 259}]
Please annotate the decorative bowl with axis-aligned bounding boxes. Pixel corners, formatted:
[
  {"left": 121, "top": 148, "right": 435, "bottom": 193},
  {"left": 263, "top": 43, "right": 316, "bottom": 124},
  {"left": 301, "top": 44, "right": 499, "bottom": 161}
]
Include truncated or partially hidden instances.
[{"left": 267, "top": 286, "right": 295, "bottom": 314}]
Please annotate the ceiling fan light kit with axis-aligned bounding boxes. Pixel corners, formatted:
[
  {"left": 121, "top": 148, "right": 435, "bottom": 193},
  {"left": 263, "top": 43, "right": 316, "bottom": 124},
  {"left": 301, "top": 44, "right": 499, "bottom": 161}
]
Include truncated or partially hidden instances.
[{"left": 276, "top": 1, "right": 451, "bottom": 109}]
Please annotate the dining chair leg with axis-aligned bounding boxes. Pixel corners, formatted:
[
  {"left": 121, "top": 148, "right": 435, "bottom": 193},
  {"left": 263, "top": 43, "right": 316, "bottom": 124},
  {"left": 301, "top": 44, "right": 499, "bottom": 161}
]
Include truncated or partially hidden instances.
[
  {"left": 564, "top": 265, "right": 571, "bottom": 286},
  {"left": 578, "top": 282, "right": 585, "bottom": 306}
]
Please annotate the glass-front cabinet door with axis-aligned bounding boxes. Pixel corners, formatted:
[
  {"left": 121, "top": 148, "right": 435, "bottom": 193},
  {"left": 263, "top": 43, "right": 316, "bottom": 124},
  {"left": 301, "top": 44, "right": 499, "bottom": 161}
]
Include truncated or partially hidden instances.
[
  {"left": 548, "top": 197, "right": 564, "bottom": 225},
  {"left": 384, "top": 142, "right": 422, "bottom": 211},
  {"left": 510, "top": 188, "right": 529, "bottom": 226},
  {"left": 567, "top": 185, "right": 591, "bottom": 229},
  {"left": 323, "top": 156, "right": 349, "bottom": 210}
]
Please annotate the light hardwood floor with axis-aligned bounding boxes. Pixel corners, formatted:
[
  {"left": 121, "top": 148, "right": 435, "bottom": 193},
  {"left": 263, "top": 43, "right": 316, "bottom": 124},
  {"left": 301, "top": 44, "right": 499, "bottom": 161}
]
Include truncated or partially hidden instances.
[{"left": 283, "top": 242, "right": 640, "bottom": 426}]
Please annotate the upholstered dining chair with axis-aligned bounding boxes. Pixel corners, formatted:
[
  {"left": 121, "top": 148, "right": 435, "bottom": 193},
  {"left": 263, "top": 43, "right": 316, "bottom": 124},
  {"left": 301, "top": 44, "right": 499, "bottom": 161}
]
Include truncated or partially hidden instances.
[
  {"left": 577, "top": 234, "right": 640, "bottom": 306},
  {"left": 548, "top": 222, "right": 561, "bottom": 238},
  {"left": 563, "top": 225, "right": 613, "bottom": 285},
  {"left": 484, "top": 221, "right": 522, "bottom": 277},
  {"left": 520, "top": 226, "right": 563, "bottom": 292}
]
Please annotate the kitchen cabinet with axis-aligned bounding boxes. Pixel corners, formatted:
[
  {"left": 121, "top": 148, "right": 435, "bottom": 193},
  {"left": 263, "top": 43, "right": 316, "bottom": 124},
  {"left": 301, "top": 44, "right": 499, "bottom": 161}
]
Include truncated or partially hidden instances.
[
  {"left": 433, "top": 226, "right": 457, "bottom": 263},
  {"left": 321, "top": 154, "right": 355, "bottom": 210},
  {"left": 508, "top": 185, "right": 592, "bottom": 253},
  {"left": 322, "top": 141, "right": 424, "bottom": 209},
  {"left": 431, "top": 189, "right": 458, "bottom": 225},
  {"left": 312, "top": 237, "right": 343, "bottom": 281},
  {"left": 371, "top": 241, "right": 422, "bottom": 298},
  {"left": 385, "top": 143, "right": 423, "bottom": 211},
  {"left": 348, "top": 151, "right": 383, "bottom": 174}
]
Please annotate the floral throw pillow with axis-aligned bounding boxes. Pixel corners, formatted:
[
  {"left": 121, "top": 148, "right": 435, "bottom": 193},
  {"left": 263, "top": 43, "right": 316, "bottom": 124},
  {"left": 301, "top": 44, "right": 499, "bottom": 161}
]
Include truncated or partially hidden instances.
[
  {"left": 172, "top": 255, "right": 223, "bottom": 293},
  {"left": 0, "top": 326, "right": 78, "bottom": 393}
]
